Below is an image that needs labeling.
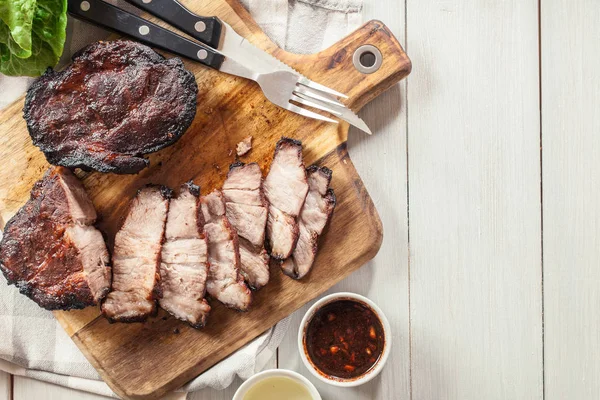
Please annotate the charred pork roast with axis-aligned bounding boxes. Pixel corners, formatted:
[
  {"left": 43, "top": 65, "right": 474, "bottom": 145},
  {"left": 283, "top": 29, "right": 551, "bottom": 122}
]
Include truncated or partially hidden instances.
[
  {"left": 263, "top": 138, "right": 309, "bottom": 259},
  {"left": 281, "top": 166, "right": 336, "bottom": 279},
  {"left": 222, "top": 162, "right": 270, "bottom": 289},
  {"left": 102, "top": 185, "right": 172, "bottom": 322},
  {"left": 0, "top": 167, "right": 111, "bottom": 310},
  {"left": 201, "top": 190, "right": 252, "bottom": 311},
  {"left": 159, "top": 182, "right": 211, "bottom": 328},
  {"left": 23, "top": 40, "right": 198, "bottom": 174}
]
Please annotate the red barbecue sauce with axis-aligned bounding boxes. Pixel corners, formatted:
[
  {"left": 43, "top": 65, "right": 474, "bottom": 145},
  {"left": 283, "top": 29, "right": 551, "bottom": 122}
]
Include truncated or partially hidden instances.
[{"left": 305, "top": 300, "right": 385, "bottom": 379}]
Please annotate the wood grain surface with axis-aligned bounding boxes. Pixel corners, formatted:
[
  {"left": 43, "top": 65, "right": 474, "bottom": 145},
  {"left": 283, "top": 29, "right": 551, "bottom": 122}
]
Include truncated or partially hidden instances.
[
  {"left": 0, "top": 0, "right": 410, "bottom": 399},
  {"left": 542, "top": 1, "right": 600, "bottom": 399},
  {"left": 5, "top": 1, "right": 600, "bottom": 400},
  {"left": 406, "top": 0, "right": 543, "bottom": 399},
  {"left": 0, "top": 373, "right": 8, "bottom": 400}
]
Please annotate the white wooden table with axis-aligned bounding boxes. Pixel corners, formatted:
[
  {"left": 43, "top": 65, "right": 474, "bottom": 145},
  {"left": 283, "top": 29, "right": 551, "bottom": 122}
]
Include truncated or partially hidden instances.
[{"left": 2, "top": 0, "right": 599, "bottom": 398}]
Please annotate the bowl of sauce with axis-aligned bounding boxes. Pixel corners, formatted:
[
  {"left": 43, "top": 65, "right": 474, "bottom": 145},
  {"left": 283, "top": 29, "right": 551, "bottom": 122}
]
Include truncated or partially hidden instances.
[
  {"left": 298, "top": 292, "right": 391, "bottom": 387},
  {"left": 232, "top": 369, "right": 321, "bottom": 400}
]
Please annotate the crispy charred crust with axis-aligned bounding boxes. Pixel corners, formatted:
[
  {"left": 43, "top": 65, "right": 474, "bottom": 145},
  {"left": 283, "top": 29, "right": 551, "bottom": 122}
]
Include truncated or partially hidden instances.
[
  {"left": 325, "top": 188, "right": 337, "bottom": 209},
  {"left": 277, "top": 136, "right": 303, "bottom": 149},
  {"left": 16, "top": 284, "right": 94, "bottom": 311},
  {"left": 228, "top": 161, "right": 245, "bottom": 171},
  {"left": 307, "top": 165, "right": 333, "bottom": 183},
  {"left": 137, "top": 184, "right": 173, "bottom": 200},
  {"left": 184, "top": 181, "right": 200, "bottom": 197},
  {"left": 159, "top": 185, "right": 174, "bottom": 200},
  {"left": 23, "top": 40, "right": 198, "bottom": 174}
]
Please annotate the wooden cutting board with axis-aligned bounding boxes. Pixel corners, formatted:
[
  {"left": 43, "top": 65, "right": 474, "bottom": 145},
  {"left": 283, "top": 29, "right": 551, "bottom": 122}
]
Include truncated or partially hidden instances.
[{"left": 0, "top": 1, "right": 411, "bottom": 398}]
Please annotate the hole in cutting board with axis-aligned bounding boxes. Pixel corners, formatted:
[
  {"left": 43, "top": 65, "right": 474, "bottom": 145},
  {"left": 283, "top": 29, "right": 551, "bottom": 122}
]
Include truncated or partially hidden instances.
[{"left": 353, "top": 45, "right": 383, "bottom": 74}]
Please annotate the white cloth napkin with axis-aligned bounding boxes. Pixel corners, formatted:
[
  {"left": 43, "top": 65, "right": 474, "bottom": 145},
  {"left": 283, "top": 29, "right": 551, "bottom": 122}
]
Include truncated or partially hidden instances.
[{"left": 0, "top": 0, "right": 363, "bottom": 397}]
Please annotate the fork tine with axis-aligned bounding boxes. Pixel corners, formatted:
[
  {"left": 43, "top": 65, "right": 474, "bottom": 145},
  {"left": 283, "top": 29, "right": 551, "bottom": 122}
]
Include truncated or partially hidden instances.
[
  {"left": 297, "top": 76, "right": 348, "bottom": 99},
  {"left": 284, "top": 102, "right": 339, "bottom": 124},
  {"left": 293, "top": 92, "right": 373, "bottom": 135},
  {"left": 294, "top": 85, "right": 346, "bottom": 107},
  {"left": 290, "top": 94, "right": 343, "bottom": 116}
]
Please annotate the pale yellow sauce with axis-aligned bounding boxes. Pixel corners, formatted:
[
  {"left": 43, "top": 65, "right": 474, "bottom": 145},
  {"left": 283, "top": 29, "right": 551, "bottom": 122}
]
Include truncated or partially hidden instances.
[{"left": 243, "top": 376, "right": 313, "bottom": 400}]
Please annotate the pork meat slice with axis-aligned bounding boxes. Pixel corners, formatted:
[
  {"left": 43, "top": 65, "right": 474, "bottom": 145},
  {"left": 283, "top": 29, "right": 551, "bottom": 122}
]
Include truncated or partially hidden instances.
[
  {"left": 0, "top": 167, "right": 110, "bottom": 310},
  {"left": 201, "top": 190, "right": 251, "bottom": 311},
  {"left": 263, "top": 138, "right": 309, "bottom": 259},
  {"left": 102, "top": 185, "right": 171, "bottom": 322},
  {"left": 223, "top": 163, "right": 270, "bottom": 289},
  {"left": 159, "top": 182, "right": 211, "bottom": 328},
  {"left": 281, "top": 166, "right": 336, "bottom": 279}
]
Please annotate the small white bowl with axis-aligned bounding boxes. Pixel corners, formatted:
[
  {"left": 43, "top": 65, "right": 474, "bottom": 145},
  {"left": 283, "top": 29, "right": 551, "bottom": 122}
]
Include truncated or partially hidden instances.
[
  {"left": 232, "top": 368, "right": 322, "bottom": 400},
  {"left": 298, "top": 292, "right": 392, "bottom": 387}
]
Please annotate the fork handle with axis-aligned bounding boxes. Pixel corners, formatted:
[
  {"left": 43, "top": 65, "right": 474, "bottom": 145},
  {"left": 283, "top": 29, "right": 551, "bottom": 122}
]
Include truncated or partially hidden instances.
[
  {"left": 121, "top": 0, "right": 222, "bottom": 49},
  {"left": 68, "top": 0, "right": 224, "bottom": 69}
]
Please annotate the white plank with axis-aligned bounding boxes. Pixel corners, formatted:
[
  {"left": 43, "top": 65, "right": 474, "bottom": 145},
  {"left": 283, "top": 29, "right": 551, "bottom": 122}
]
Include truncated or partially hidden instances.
[
  {"left": 542, "top": 1, "right": 600, "bottom": 399},
  {"left": 0, "top": 372, "right": 10, "bottom": 400},
  {"left": 188, "top": 355, "right": 277, "bottom": 400},
  {"left": 406, "top": 0, "right": 543, "bottom": 399},
  {"left": 13, "top": 377, "right": 108, "bottom": 400},
  {"left": 277, "top": 0, "right": 410, "bottom": 398}
]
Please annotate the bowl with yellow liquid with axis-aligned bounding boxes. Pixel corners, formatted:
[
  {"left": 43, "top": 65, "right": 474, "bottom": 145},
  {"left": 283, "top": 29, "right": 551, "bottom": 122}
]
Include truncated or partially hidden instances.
[{"left": 232, "top": 369, "right": 321, "bottom": 400}]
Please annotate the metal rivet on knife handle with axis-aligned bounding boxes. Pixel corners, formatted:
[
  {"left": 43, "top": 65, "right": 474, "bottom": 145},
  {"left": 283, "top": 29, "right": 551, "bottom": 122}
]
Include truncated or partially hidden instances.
[
  {"left": 80, "top": 1, "right": 90, "bottom": 11},
  {"left": 139, "top": 25, "right": 150, "bottom": 35},
  {"left": 197, "top": 49, "right": 208, "bottom": 60},
  {"left": 195, "top": 21, "right": 207, "bottom": 33}
]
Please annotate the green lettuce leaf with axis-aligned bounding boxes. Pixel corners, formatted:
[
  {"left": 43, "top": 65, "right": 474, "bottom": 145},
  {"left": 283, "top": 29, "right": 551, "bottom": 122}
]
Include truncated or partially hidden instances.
[
  {"left": 0, "top": 0, "right": 36, "bottom": 58},
  {"left": 0, "top": 0, "right": 66, "bottom": 76},
  {"left": 0, "top": 28, "right": 56, "bottom": 76},
  {"left": 31, "top": 0, "right": 66, "bottom": 58}
]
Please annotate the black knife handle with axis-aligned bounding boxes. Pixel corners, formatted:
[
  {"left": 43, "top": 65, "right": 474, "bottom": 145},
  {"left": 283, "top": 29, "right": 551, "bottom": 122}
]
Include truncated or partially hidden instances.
[
  {"left": 122, "top": 0, "right": 222, "bottom": 49},
  {"left": 67, "top": 0, "right": 224, "bottom": 69}
]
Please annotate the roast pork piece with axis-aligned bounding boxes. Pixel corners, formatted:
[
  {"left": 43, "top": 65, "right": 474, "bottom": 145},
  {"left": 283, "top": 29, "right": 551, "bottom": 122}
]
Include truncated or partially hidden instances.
[
  {"left": 223, "top": 163, "right": 270, "bottom": 289},
  {"left": 281, "top": 166, "right": 336, "bottom": 279},
  {"left": 159, "top": 183, "right": 211, "bottom": 328},
  {"left": 201, "top": 190, "right": 252, "bottom": 311},
  {"left": 102, "top": 186, "right": 171, "bottom": 323},
  {"left": 263, "top": 138, "right": 309, "bottom": 259},
  {"left": 0, "top": 167, "right": 111, "bottom": 310},
  {"left": 23, "top": 40, "right": 197, "bottom": 174}
]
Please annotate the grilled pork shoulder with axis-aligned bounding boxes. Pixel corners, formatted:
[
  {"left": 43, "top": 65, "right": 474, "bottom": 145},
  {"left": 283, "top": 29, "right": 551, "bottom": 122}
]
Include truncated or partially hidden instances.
[
  {"left": 159, "top": 183, "right": 211, "bottom": 328},
  {"left": 223, "top": 163, "right": 270, "bottom": 289},
  {"left": 201, "top": 190, "right": 252, "bottom": 311},
  {"left": 23, "top": 40, "right": 197, "bottom": 174},
  {"left": 264, "top": 138, "right": 309, "bottom": 259},
  {"left": 281, "top": 166, "right": 336, "bottom": 279},
  {"left": 102, "top": 185, "right": 171, "bottom": 322},
  {"left": 0, "top": 167, "right": 110, "bottom": 310}
]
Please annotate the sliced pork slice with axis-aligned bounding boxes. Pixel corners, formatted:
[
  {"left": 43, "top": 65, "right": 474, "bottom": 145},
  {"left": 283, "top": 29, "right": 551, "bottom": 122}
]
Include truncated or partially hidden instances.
[
  {"left": 0, "top": 167, "right": 110, "bottom": 310},
  {"left": 201, "top": 190, "right": 251, "bottom": 311},
  {"left": 281, "top": 166, "right": 336, "bottom": 279},
  {"left": 236, "top": 136, "right": 252, "bottom": 156},
  {"left": 102, "top": 185, "right": 171, "bottom": 322},
  {"left": 223, "top": 163, "right": 270, "bottom": 289},
  {"left": 263, "top": 138, "right": 309, "bottom": 259},
  {"left": 159, "top": 182, "right": 211, "bottom": 328}
]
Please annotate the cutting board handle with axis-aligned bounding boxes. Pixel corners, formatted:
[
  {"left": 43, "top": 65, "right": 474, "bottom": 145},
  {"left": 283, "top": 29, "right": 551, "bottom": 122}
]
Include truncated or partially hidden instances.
[{"left": 278, "top": 20, "right": 411, "bottom": 112}]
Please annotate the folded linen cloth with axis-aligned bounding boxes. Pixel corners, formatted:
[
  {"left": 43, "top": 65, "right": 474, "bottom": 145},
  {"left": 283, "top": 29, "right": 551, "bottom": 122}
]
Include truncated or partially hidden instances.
[{"left": 0, "top": 0, "right": 362, "bottom": 397}]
